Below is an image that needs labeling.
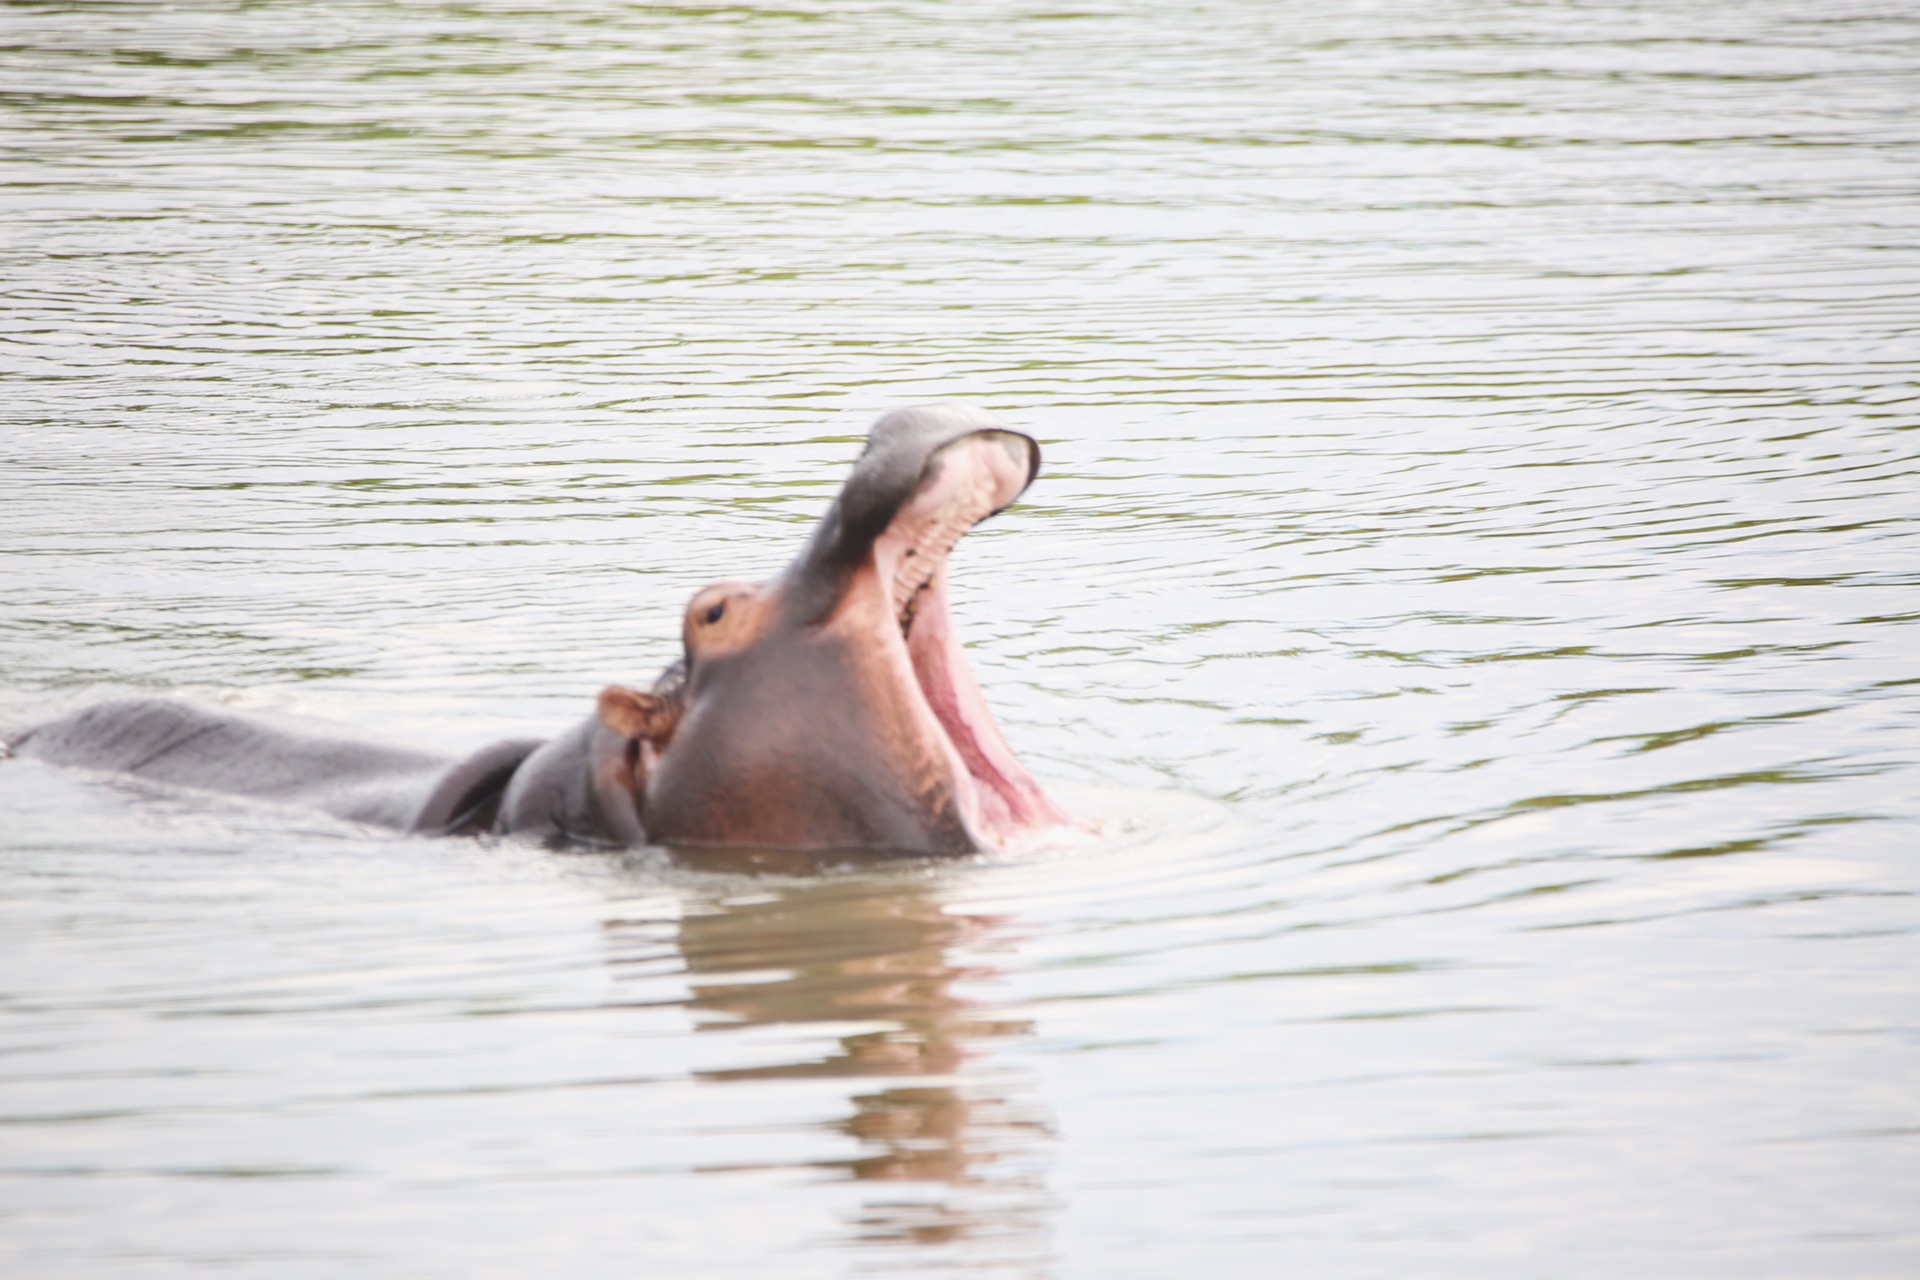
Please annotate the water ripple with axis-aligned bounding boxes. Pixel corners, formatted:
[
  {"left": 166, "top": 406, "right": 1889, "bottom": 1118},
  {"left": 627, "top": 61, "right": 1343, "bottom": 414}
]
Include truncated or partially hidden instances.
[{"left": 4, "top": 0, "right": 1920, "bottom": 1274}]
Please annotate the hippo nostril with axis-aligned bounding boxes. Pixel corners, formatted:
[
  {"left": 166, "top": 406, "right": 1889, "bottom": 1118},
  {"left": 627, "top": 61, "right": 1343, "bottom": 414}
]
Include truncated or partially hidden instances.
[{"left": 705, "top": 601, "right": 726, "bottom": 625}]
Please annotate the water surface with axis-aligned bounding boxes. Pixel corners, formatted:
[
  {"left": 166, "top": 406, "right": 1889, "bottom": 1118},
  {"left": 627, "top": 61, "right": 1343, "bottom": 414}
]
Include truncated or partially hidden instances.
[{"left": 3, "top": 1, "right": 1918, "bottom": 1275}]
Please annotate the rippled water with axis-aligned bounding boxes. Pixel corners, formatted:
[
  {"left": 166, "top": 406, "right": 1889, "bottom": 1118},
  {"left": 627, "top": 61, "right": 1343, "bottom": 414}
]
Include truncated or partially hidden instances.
[{"left": 4, "top": 1, "right": 1919, "bottom": 1274}]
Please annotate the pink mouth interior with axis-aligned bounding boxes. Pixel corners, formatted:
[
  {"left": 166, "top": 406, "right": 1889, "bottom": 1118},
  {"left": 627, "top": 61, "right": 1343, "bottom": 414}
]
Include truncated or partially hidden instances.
[{"left": 870, "top": 431, "right": 1071, "bottom": 847}]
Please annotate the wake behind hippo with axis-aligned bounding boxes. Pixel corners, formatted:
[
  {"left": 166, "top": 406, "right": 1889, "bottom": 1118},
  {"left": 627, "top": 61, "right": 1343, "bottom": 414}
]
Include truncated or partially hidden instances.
[{"left": 5, "top": 406, "right": 1072, "bottom": 856}]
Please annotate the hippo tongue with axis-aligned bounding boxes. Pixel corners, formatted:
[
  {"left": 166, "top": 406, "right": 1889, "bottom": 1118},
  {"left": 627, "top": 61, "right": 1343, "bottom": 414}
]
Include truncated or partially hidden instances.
[{"left": 870, "top": 430, "right": 1071, "bottom": 844}]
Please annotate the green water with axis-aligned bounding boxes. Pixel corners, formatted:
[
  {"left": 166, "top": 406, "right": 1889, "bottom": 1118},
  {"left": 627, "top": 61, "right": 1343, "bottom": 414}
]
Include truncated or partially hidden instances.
[{"left": 3, "top": 1, "right": 1917, "bottom": 1275}]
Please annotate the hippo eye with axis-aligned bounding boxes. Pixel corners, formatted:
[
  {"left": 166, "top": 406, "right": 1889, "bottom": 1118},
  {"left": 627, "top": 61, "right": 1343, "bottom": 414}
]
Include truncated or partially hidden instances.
[{"left": 704, "top": 601, "right": 726, "bottom": 625}]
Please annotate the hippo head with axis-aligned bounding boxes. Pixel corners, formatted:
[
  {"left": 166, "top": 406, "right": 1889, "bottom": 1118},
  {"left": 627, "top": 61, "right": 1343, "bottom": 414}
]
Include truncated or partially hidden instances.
[{"left": 597, "top": 405, "right": 1071, "bottom": 856}]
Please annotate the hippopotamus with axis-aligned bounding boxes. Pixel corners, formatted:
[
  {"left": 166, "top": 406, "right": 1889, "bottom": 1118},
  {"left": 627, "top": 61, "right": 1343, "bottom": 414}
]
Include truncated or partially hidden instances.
[{"left": 4, "top": 405, "right": 1071, "bottom": 856}]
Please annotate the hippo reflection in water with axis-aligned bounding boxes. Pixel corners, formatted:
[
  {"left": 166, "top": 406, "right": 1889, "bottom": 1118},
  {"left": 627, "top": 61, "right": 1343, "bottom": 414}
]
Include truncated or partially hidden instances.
[{"left": 8, "top": 406, "right": 1073, "bottom": 856}]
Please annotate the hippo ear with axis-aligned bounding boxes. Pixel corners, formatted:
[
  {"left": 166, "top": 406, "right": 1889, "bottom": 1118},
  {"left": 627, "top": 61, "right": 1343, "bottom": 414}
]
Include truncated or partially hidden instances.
[{"left": 597, "top": 685, "right": 676, "bottom": 744}]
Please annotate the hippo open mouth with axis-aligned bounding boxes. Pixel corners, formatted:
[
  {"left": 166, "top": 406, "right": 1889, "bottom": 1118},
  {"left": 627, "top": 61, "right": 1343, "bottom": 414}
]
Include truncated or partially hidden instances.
[
  {"left": 867, "top": 428, "right": 1067, "bottom": 846},
  {"left": 637, "top": 405, "right": 1072, "bottom": 855}
]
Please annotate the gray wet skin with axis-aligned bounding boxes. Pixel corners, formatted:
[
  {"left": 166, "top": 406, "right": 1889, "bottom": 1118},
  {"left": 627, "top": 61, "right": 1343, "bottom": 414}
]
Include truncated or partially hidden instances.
[{"left": 6, "top": 405, "right": 1060, "bottom": 854}]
